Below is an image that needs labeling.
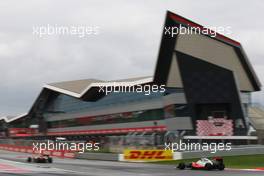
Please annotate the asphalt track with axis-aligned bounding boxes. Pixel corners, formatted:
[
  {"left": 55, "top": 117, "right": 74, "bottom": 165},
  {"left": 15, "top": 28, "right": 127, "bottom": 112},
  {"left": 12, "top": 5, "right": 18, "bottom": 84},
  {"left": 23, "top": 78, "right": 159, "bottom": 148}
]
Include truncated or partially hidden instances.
[{"left": 0, "top": 150, "right": 263, "bottom": 176}]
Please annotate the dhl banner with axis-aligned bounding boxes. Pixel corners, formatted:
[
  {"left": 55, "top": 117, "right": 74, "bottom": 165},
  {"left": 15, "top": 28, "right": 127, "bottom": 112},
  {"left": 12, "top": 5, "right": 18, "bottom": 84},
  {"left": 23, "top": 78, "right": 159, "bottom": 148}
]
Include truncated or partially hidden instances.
[{"left": 123, "top": 149, "right": 173, "bottom": 161}]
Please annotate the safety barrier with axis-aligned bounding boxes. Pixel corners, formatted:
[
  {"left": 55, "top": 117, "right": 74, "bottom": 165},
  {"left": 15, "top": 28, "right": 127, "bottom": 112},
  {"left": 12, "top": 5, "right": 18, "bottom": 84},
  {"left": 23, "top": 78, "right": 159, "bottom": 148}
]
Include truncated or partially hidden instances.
[
  {"left": 118, "top": 145, "right": 264, "bottom": 162},
  {"left": 3, "top": 143, "right": 263, "bottom": 162}
]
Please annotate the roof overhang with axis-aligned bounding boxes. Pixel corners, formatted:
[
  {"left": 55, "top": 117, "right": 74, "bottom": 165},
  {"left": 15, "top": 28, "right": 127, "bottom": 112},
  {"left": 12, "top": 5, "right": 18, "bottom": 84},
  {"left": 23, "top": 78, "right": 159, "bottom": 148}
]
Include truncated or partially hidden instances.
[
  {"left": 0, "top": 113, "right": 28, "bottom": 123},
  {"left": 26, "top": 76, "right": 153, "bottom": 117},
  {"left": 43, "top": 76, "right": 153, "bottom": 99}
]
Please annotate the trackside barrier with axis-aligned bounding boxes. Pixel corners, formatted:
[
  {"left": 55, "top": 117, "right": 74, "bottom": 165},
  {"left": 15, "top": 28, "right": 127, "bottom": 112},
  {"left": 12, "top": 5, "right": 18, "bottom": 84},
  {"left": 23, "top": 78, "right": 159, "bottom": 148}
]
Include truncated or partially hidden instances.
[
  {"left": 0, "top": 144, "right": 75, "bottom": 158},
  {"left": 3, "top": 144, "right": 263, "bottom": 162},
  {"left": 119, "top": 146, "right": 264, "bottom": 162},
  {"left": 123, "top": 150, "right": 173, "bottom": 161}
]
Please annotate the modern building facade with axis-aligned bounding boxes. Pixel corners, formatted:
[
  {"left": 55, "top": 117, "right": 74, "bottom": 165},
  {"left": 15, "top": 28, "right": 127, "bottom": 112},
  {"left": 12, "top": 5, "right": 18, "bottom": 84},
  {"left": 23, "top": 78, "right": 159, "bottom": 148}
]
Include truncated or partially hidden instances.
[{"left": 0, "top": 11, "right": 261, "bottom": 140}]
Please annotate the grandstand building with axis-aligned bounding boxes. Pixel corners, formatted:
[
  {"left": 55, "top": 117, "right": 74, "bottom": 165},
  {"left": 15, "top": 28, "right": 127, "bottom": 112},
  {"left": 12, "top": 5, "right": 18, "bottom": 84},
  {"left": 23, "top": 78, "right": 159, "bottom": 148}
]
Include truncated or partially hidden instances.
[{"left": 0, "top": 11, "right": 262, "bottom": 141}]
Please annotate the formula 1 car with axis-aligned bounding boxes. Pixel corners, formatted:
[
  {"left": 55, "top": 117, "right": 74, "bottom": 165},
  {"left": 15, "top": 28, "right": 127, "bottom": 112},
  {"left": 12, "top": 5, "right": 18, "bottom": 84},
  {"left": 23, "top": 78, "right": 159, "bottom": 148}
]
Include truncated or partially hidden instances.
[
  {"left": 27, "top": 154, "right": 53, "bottom": 163},
  {"left": 177, "top": 157, "right": 225, "bottom": 170}
]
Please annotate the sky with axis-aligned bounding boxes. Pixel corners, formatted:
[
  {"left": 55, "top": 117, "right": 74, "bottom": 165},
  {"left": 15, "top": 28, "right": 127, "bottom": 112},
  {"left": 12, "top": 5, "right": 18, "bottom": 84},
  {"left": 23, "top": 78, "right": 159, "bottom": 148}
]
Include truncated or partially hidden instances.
[{"left": 0, "top": 0, "right": 263, "bottom": 116}]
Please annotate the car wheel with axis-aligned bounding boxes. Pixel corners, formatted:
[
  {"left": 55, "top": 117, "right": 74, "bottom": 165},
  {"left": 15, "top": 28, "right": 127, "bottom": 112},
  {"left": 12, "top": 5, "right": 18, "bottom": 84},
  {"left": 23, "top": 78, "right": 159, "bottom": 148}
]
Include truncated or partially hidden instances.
[
  {"left": 177, "top": 163, "right": 186, "bottom": 170},
  {"left": 27, "top": 157, "right": 32, "bottom": 162},
  {"left": 205, "top": 163, "right": 213, "bottom": 170},
  {"left": 218, "top": 164, "right": 225, "bottom": 170},
  {"left": 48, "top": 157, "right": 53, "bottom": 163}
]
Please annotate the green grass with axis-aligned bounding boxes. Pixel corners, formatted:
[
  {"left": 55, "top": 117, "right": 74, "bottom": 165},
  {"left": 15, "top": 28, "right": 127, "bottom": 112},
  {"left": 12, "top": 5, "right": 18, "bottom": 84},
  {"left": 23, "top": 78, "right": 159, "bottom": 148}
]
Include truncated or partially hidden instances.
[{"left": 154, "top": 155, "right": 264, "bottom": 169}]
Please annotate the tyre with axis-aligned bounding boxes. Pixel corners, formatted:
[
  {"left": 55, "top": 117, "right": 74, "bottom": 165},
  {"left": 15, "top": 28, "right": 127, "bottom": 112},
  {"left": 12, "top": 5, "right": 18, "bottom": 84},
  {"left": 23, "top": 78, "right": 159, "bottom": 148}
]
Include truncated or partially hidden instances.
[
  {"left": 27, "top": 157, "right": 32, "bottom": 162},
  {"left": 48, "top": 157, "right": 53, "bottom": 163},
  {"left": 177, "top": 163, "right": 186, "bottom": 170},
  {"left": 218, "top": 164, "right": 225, "bottom": 170},
  {"left": 205, "top": 163, "right": 213, "bottom": 170}
]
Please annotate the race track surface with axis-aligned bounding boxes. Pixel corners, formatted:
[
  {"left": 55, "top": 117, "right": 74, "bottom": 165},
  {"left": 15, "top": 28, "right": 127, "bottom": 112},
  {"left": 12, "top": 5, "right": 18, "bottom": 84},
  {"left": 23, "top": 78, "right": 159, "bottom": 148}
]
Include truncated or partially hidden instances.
[{"left": 0, "top": 150, "right": 263, "bottom": 176}]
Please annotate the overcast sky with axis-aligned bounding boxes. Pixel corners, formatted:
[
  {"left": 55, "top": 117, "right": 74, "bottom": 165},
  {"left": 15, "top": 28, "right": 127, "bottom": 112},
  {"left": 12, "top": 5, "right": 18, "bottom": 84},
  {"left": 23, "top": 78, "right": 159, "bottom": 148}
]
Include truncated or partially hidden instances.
[{"left": 0, "top": 0, "right": 263, "bottom": 116}]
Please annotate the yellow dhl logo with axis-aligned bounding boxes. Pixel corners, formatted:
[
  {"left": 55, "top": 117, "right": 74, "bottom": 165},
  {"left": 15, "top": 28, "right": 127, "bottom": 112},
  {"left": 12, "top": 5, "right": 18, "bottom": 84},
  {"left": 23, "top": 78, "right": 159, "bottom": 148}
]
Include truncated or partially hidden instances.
[{"left": 124, "top": 150, "right": 173, "bottom": 161}]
